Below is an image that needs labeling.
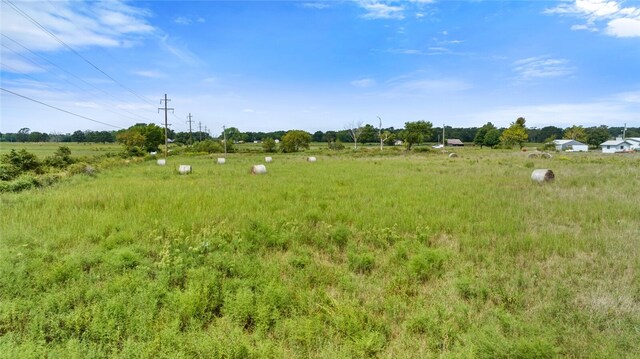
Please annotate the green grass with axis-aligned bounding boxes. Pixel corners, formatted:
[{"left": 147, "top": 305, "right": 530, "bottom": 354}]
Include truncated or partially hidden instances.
[
  {"left": 1, "top": 148, "right": 639, "bottom": 358},
  {"left": 0, "top": 142, "right": 121, "bottom": 158}
]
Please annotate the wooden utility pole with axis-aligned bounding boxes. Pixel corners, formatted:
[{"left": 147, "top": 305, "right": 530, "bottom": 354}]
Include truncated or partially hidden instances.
[
  {"left": 158, "top": 94, "right": 174, "bottom": 158},
  {"left": 186, "top": 113, "right": 194, "bottom": 147}
]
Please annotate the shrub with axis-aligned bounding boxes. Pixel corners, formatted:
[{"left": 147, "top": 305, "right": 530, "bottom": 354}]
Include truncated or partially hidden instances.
[
  {"left": 408, "top": 248, "right": 448, "bottom": 281},
  {"left": 262, "top": 138, "right": 277, "bottom": 153},
  {"left": 348, "top": 251, "right": 376, "bottom": 274},
  {"left": 1, "top": 149, "right": 42, "bottom": 176}
]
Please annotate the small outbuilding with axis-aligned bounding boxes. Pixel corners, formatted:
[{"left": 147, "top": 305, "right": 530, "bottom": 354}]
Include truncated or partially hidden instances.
[
  {"left": 600, "top": 139, "right": 635, "bottom": 153},
  {"left": 552, "top": 139, "right": 588, "bottom": 152},
  {"left": 446, "top": 139, "right": 464, "bottom": 147}
]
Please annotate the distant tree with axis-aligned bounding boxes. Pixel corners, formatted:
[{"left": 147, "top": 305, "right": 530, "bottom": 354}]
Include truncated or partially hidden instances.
[
  {"left": 474, "top": 122, "right": 497, "bottom": 148},
  {"left": 401, "top": 121, "right": 433, "bottom": 150},
  {"left": 312, "top": 131, "right": 324, "bottom": 142},
  {"left": 28, "top": 131, "right": 49, "bottom": 142},
  {"left": 116, "top": 123, "right": 164, "bottom": 153},
  {"left": 323, "top": 131, "right": 337, "bottom": 143},
  {"left": 346, "top": 121, "right": 364, "bottom": 149},
  {"left": 585, "top": 126, "right": 611, "bottom": 148},
  {"left": 564, "top": 125, "right": 588, "bottom": 142},
  {"left": 223, "top": 127, "right": 245, "bottom": 143},
  {"left": 71, "top": 130, "right": 86, "bottom": 143},
  {"left": 262, "top": 138, "right": 277, "bottom": 153},
  {"left": 500, "top": 117, "right": 528, "bottom": 149},
  {"left": 484, "top": 129, "right": 502, "bottom": 148},
  {"left": 359, "top": 124, "right": 378, "bottom": 143},
  {"left": 16, "top": 128, "right": 30, "bottom": 142},
  {"left": 280, "top": 130, "right": 311, "bottom": 153},
  {"left": 538, "top": 126, "right": 563, "bottom": 142}
]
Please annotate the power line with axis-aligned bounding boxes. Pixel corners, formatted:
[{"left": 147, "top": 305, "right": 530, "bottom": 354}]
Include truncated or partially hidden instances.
[
  {"left": 1, "top": 87, "right": 123, "bottom": 129},
  {"left": 2, "top": 0, "right": 157, "bottom": 108},
  {"left": 1, "top": 34, "right": 155, "bottom": 123}
]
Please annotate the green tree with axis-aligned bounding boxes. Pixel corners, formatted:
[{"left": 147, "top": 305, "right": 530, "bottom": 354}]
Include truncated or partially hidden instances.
[
  {"left": 116, "top": 123, "right": 164, "bottom": 154},
  {"left": 500, "top": 117, "right": 528, "bottom": 149},
  {"left": 262, "top": 138, "right": 277, "bottom": 153},
  {"left": 280, "top": 130, "right": 311, "bottom": 153},
  {"left": 585, "top": 126, "right": 611, "bottom": 148},
  {"left": 564, "top": 125, "right": 588, "bottom": 142},
  {"left": 484, "top": 129, "right": 502, "bottom": 148},
  {"left": 401, "top": 121, "right": 433, "bottom": 150},
  {"left": 16, "top": 128, "right": 30, "bottom": 142},
  {"left": 474, "top": 122, "right": 497, "bottom": 148}
]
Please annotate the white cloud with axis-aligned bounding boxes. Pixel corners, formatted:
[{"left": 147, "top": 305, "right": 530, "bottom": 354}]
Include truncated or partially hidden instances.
[
  {"left": 133, "top": 70, "right": 164, "bottom": 78},
  {"left": 242, "top": 108, "right": 255, "bottom": 113},
  {"left": 351, "top": 78, "right": 377, "bottom": 88},
  {"left": 0, "top": 0, "right": 154, "bottom": 72},
  {"left": 174, "top": 16, "right": 192, "bottom": 25},
  {"left": 513, "top": 56, "right": 575, "bottom": 80},
  {"left": 358, "top": 1, "right": 405, "bottom": 20},
  {"left": 606, "top": 17, "right": 640, "bottom": 37},
  {"left": 301, "top": 2, "right": 331, "bottom": 10},
  {"left": 546, "top": 0, "right": 640, "bottom": 37}
]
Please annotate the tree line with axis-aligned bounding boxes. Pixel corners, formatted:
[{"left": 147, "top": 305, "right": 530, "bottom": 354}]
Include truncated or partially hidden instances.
[{"left": 2, "top": 123, "right": 636, "bottom": 148}]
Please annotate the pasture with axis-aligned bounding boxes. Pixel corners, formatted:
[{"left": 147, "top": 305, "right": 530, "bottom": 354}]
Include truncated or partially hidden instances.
[{"left": 1, "top": 147, "right": 639, "bottom": 358}]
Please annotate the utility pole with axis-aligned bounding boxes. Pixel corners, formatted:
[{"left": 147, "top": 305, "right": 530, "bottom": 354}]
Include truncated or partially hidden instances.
[
  {"left": 186, "top": 113, "right": 194, "bottom": 147},
  {"left": 204, "top": 126, "right": 208, "bottom": 140},
  {"left": 223, "top": 125, "right": 227, "bottom": 157},
  {"left": 158, "top": 94, "right": 174, "bottom": 158},
  {"left": 198, "top": 121, "right": 202, "bottom": 141}
]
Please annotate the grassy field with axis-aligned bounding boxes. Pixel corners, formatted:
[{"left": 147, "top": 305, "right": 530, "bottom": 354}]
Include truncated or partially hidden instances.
[
  {"left": 0, "top": 142, "right": 122, "bottom": 158},
  {"left": 1, "top": 147, "right": 639, "bottom": 358}
]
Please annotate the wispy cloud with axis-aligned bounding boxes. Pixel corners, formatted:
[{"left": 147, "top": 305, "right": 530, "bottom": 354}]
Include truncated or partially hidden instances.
[
  {"left": 351, "top": 78, "right": 377, "bottom": 88},
  {"left": 358, "top": 1, "right": 405, "bottom": 20},
  {"left": 173, "top": 16, "right": 205, "bottom": 25},
  {"left": 0, "top": 0, "right": 154, "bottom": 73},
  {"left": 133, "top": 70, "right": 164, "bottom": 78},
  {"left": 545, "top": 0, "right": 640, "bottom": 37},
  {"left": 513, "top": 56, "right": 575, "bottom": 80},
  {"left": 301, "top": 2, "right": 331, "bottom": 10}
]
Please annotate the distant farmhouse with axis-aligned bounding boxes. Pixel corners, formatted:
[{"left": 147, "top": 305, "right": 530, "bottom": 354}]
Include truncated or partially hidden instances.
[
  {"left": 599, "top": 138, "right": 639, "bottom": 153},
  {"left": 446, "top": 139, "right": 464, "bottom": 147},
  {"left": 552, "top": 139, "right": 588, "bottom": 152}
]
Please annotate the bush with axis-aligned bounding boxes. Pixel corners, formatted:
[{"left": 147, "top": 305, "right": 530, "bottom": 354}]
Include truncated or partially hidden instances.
[
  {"left": 0, "top": 175, "right": 39, "bottom": 193},
  {"left": 408, "top": 248, "right": 448, "bottom": 281},
  {"left": 328, "top": 140, "right": 345, "bottom": 150},
  {"left": 348, "top": 251, "right": 376, "bottom": 274},
  {"left": 1, "top": 149, "right": 42, "bottom": 176},
  {"left": 262, "top": 138, "right": 277, "bottom": 153}
]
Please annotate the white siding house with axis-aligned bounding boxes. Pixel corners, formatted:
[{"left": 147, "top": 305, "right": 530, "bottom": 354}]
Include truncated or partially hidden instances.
[
  {"left": 552, "top": 139, "right": 588, "bottom": 152},
  {"left": 627, "top": 138, "right": 640, "bottom": 150},
  {"left": 600, "top": 139, "right": 635, "bottom": 153}
]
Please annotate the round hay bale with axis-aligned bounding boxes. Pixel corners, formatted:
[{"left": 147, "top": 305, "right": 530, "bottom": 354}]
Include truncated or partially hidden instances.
[
  {"left": 307, "top": 156, "right": 317, "bottom": 162},
  {"left": 251, "top": 164, "right": 267, "bottom": 175},
  {"left": 157, "top": 159, "right": 166, "bottom": 166},
  {"left": 541, "top": 153, "right": 552, "bottom": 159},
  {"left": 448, "top": 153, "right": 458, "bottom": 158},
  {"left": 217, "top": 158, "right": 226, "bottom": 164},
  {"left": 265, "top": 156, "right": 273, "bottom": 163},
  {"left": 531, "top": 169, "right": 554, "bottom": 184},
  {"left": 178, "top": 165, "right": 192, "bottom": 175},
  {"left": 527, "top": 153, "right": 539, "bottom": 159}
]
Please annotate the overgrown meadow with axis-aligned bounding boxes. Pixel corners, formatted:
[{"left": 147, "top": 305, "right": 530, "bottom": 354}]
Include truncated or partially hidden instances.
[{"left": 1, "top": 146, "right": 639, "bottom": 358}]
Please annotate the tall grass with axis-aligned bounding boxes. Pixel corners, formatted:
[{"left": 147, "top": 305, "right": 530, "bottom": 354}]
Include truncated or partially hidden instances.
[{"left": 1, "top": 149, "right": 639, "bottom": 357}]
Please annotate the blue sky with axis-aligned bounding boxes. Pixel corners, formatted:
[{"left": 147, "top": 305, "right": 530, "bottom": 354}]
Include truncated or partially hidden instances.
[{"left": 1, "top": 0, "right": 639, "bottom": 134}]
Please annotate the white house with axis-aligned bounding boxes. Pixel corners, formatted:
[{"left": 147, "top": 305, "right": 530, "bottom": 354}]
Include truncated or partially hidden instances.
[
  {"left": 627, "top": 138, "right": 640, "bottom": 150},
  {"left": 599, "top": 139, "right": 635, "bottom": 153},
  {"left": 552, "top": 139, "right": 588, "bottom": 152}
]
